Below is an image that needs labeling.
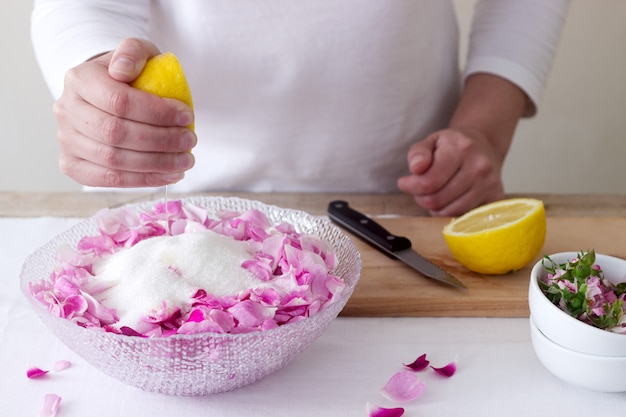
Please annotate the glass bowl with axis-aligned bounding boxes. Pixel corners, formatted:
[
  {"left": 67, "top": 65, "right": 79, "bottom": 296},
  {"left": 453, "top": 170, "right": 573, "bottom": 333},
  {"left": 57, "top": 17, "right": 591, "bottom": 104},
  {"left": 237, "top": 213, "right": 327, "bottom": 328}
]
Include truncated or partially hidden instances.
[{"left": 20, "top": 196, "right": 361, "bottom": 395}]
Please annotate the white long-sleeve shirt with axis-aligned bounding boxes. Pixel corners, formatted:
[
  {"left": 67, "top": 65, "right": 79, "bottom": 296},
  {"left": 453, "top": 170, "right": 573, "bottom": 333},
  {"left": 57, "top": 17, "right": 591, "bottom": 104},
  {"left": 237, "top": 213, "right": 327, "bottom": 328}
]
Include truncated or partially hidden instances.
[{"left": 31, "top": 0, "right": 569, "bottom": 193}]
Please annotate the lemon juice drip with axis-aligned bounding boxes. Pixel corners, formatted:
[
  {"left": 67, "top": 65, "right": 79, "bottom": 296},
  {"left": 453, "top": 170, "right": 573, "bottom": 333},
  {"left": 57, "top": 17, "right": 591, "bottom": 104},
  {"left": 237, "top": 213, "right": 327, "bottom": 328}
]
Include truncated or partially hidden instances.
[{"left": 165, "top": 184, "right": 170, "bottom": 234}]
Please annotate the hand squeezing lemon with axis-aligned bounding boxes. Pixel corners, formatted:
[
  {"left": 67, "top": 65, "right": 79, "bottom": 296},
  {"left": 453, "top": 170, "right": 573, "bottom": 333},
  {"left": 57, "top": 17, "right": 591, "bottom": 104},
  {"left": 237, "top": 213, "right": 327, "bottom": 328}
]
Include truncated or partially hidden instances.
[
  {"left": 442, "top": 198, "right": 546, "bottom": 274},
  {"left": 131, "top": 52, "right": 194, "bottom": 130}
]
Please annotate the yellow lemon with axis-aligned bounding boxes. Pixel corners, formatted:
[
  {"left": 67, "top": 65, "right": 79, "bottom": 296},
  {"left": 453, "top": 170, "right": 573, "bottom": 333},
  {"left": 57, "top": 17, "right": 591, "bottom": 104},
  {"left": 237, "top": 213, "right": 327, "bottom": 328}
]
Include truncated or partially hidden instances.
[
  {"left": 131, "top": 52, "right": 194, "bottom": 130},
  {"left": 442, "top": 198, "right": 546, "bottom": 275}
]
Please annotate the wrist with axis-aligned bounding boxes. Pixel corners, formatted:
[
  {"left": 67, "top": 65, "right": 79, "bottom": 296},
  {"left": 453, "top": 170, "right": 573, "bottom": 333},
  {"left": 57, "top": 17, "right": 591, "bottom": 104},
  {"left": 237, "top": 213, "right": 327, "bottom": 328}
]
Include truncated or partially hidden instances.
[{"left": 449, "top": 73, "right": 526, "bottom": 159}]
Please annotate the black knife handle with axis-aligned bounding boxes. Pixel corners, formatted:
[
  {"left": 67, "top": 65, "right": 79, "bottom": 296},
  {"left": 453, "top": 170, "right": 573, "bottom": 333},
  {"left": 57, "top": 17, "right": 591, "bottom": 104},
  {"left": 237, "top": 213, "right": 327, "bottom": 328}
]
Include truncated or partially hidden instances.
[{"left": 327, "top": 200, "right": 412, "bottom": 253}]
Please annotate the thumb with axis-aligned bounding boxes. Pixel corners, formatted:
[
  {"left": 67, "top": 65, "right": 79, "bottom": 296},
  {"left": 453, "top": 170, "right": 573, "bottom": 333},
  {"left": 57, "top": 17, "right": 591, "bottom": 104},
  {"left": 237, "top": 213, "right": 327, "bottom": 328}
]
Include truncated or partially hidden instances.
[
  {"left": 407, "top": 133, "right": 437, "bottom": 175},
  {"left": 108, "top": 38, "right": 161, "bottom": 83}
]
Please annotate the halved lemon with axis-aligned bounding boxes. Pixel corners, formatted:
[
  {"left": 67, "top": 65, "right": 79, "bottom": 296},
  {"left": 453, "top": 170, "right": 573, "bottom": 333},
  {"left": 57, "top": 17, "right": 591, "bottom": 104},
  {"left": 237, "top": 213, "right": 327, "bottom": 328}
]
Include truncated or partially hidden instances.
[
  {"left": 131, "top": 52, "right": 194, "bottom": 130},
  {"left": 442, "top": 198, "right": 546, "bottom": 274}
]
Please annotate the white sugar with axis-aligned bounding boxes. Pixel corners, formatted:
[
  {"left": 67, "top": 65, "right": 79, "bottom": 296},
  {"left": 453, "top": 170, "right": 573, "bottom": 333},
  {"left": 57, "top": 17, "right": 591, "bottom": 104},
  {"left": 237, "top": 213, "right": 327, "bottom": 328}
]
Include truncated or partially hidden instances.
[{"left": 92, "top": 230, "right": 260, "bottom": 328}]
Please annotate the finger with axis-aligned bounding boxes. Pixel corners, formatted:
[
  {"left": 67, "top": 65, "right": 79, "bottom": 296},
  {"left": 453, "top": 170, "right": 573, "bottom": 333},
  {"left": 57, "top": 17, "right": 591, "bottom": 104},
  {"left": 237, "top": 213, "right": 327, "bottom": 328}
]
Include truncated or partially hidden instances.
[
  {"left": 419, "top": 135, "right": 467, "bottom": 192},
  {"left": 108, "top": 38, "right": 161, "bottom": 83},
  {"left": 410, "top": 161, "right": 505, "bottom": 217},
  {"left": 64, "top": 64, "right": 193, "bottom": 128},
  {"left": 426, "top": 185, "right": 504, "bottom": 218},
  {"left": 406, "top": 134, "right": 437, "bottom": 175},
  {"left": 62, "top": 96, "right": 196, "bottom": 152},
  {"left": 398, "top": 169, "right": 470, "bottom": 212},
  {"left": 60, "top": 155, "right": 186, "bottom": 188},
  {"left": 59, "top": 127, "right": 195, "bottom": 174},
  {"left": 397, "top": 147, "right": 462, "bottom": 198},
  {"left": 107, "top": 38, "right": 195, "bottom": 127},
  {"left": 413, "top": 181, "right": 474, "bottom": 216},
  {"left": 422, "top": 192, "right": 475, "bottom": 217}
]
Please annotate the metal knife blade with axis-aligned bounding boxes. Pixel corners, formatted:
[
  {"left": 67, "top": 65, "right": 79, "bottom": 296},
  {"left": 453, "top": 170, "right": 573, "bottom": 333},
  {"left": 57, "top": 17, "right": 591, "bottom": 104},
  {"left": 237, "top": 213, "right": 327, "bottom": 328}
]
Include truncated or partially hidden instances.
[{"left": 327, "top": 200, "right": 467, "bottom": 289}]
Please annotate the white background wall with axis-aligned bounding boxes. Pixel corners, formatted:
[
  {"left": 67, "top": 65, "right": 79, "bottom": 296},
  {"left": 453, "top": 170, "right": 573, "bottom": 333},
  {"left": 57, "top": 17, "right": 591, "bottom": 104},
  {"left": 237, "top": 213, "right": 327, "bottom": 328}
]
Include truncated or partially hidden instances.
[{"left": 2, "top": 1, "right": 625, "bottom": 194}]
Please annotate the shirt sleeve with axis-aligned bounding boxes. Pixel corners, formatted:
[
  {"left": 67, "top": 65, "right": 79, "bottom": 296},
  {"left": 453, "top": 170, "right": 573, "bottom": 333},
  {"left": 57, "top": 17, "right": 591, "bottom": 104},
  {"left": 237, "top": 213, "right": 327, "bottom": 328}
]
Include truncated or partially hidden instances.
[
  {"left": 31, "top": 0, "right": 151, "bottom": 99},
  {"left": 464, "top": 0, "right": 571, "bottom": 116}
]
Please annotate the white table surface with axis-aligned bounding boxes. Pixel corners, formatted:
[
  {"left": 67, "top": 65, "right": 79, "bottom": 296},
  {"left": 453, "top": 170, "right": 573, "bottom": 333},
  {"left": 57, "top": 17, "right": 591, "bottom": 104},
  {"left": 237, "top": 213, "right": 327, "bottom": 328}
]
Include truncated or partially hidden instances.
[{"left": 2, "top": 217, "right": 626, "bottom": 417}]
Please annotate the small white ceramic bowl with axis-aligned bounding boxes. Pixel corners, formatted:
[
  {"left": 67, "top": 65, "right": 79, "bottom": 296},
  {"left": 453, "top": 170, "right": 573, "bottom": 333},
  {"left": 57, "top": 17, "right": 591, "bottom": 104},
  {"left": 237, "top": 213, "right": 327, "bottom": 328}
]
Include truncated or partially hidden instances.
[
  {"left": 530, "top": 316, "right": 626, "bottom": 392},
  {"left": 20, "top": 196, "right": 361, "bottom": 396},
  {"left": 528, "top": 252, "right": 626, "bottom": 357}
]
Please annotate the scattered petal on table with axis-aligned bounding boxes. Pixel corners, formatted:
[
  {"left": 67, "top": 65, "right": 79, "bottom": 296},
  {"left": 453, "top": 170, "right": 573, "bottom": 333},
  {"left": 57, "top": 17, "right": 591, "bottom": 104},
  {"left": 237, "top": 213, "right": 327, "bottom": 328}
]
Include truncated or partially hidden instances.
[
  {"left": 27, "top": 367, "right": 49, "bottom": 379},
  {"left": 52, "top": 360, "right": 72, "bottom": 372},
  {"left": 380, "top": 370, "right": 426, "bottom": 403},
  {"left": 366, "top": 402, "right": 405, "bottom": 417},
  {"left": 40, "top": 393, "right": 61, "bottom": 417},
  {"left": 403, "top": 353, "right": 430, "bottom": 371},
  {"left": 431, "top": 361, "right": 457, "bottom": 377}
]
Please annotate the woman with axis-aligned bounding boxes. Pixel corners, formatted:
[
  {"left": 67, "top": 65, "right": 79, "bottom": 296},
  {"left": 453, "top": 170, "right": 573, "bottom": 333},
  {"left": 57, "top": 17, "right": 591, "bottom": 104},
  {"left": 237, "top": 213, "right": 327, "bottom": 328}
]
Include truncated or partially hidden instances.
[{"left": 31, "top": 0, "right": 570, "bottom": 215}]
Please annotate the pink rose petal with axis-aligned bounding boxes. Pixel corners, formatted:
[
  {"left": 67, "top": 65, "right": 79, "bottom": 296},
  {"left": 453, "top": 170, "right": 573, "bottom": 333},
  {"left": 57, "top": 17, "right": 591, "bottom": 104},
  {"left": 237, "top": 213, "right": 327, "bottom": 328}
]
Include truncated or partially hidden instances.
[
  {"left": 27, "top": 367, "right": 49, "bottom": 379},
  {"left": 52, "top": 360, "right": 72, "bottom": 372},
  {"left": 380, "top": 370, "right": 426, "bottom": 403},
  {"left": 366, "top": 402, "right": 405, "bottom": 417},
  {"left": 431, "top": 361, "right": 457, "bottom": 377},
  {"left": 40, "top": 393, "right": 62, "bottom": 417},
  {"left": 30, "top": 201, "right": 344, "bottom": 338},
  {"left": 227, "top": 300, "right": 276, "bottom": 328},
  {"left": 403, "top": 353, "right": 430, "bottom": 371}
]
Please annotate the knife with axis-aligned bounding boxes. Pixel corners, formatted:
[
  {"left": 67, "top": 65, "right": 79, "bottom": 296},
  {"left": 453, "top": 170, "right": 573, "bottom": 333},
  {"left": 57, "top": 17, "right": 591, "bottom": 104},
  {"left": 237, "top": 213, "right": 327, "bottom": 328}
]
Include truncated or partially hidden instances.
[{"left": 327, "top": 200, "right": 467, "bottom": 289}]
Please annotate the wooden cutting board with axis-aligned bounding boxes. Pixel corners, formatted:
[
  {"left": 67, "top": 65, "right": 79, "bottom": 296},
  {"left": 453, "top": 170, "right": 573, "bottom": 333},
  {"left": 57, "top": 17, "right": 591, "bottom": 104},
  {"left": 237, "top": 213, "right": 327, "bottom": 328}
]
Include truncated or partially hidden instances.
[{"left": 340, "top": 216, "right": 626, "bottom": 318}]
